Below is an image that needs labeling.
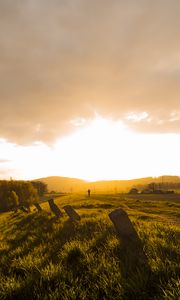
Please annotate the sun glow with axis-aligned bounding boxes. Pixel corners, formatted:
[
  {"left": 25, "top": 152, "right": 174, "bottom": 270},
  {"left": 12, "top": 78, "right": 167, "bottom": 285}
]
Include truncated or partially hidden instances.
[
  {"left": 53, "top": 118, "right": 132, "bottom": 181},
  {"left": 53, "top": 117, "right": 180, "bottom": 181},
  {"left": 0, "top": 117, "right": 180, "bottom": 181}
]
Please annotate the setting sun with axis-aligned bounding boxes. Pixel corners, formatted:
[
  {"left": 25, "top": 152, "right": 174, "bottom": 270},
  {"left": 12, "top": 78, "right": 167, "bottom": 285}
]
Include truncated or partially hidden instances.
[
  {"left": 1, "top": 117, "right": 180, "bottom": 181},
  {"left": 0, "top": 2, "right": 180, "bottom": 299},
  {"left": 51, "top": 117, "right": 180, "bottom": 181}
]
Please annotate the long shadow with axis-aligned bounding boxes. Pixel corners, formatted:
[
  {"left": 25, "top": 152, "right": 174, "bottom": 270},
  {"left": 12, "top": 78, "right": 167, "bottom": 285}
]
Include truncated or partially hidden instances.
[
  {"left": 108, "top": 208, "right": 158, "bottom": 299},
  {"left": 45, "top": 219, "right": 78, "bottom": 263},
  {"left": 111, "top": 232, "right": 158, "bottom": 299},
  {"left": 2, "top": 212, "right": 56, "bottom": 264},
  {"left": 2, "top": 212, "right": 84, "bottom": 273},
  {"left": 1, "top": 213, "right": 70, "bottom": 284}
]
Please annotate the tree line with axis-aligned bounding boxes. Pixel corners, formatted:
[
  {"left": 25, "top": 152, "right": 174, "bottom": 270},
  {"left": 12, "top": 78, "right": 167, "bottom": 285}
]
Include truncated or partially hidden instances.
[
  {"left": 134, "top": 181, "right": 180, "bottom": 193},
  {"left": 0, "top": 180, "right": 47, "bottom": 212}
]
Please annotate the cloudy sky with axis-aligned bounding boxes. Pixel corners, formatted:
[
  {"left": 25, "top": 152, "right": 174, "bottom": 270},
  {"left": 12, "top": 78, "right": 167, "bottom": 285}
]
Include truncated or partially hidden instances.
[{"left": 0, "top": 0, "right": 180, "bottom": 180}]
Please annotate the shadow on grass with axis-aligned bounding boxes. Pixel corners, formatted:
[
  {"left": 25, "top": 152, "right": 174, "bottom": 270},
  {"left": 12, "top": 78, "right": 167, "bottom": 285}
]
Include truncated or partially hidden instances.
[
  {"left": 78, "top": 203, "right": 114, "bottom": 209},
  {"left": 110, "top": 228, "right": 161, "bottom": 299},
  {"left": 2, "top": 212, "right": 55, "bottom": 261},
  {"left": 3, "top": 212, "right": 83, "bottom": 267},
  {"left": 1, "top": 210, "right": 179, "bottom": 300}
]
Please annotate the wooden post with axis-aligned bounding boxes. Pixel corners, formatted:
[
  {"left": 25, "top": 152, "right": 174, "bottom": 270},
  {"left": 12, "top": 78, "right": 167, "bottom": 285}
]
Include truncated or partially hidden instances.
[
  {"left": 34, "top": 202, "right": 42, "bottom": 212},
  {"left": 48, "top": 198, "right": 63, "bottom": 217},
  {"left": 63, "top": 205, "right": 80, "bottom": 221}
]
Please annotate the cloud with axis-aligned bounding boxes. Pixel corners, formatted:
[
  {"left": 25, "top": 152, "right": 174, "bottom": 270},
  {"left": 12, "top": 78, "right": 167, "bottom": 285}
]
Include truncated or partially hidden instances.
[{"left": 0, "top": 0, "right": 180, "bottom": 144}]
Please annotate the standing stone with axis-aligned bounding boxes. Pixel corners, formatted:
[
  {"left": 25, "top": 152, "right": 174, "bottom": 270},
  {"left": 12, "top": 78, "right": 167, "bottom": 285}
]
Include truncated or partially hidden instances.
[
  {"left": 27, "top": 207, "right": 31, "bottom": 213},
  {"left": 48, "top": 198, "right": 63, "bottom": 217},
  {"left": 34, "top": 202, "right": 42, "bottom": 212},
  {"left": 109, "top": 208, "right": 148, "bottom": 268},
  {"left": 19, "top": 206, "right": 29, "bottom": 213},
  {"left": 109, "top": 208, "right": 138, "bottom": 240},
  {"left": 63, "top": 205, "right": 81, "bottom": 221}
]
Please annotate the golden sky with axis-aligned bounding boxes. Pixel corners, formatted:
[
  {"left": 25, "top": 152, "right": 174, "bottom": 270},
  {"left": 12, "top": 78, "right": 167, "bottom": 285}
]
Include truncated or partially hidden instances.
[{"left": 0, "top": 1, "right": 180, "bottom": 180}]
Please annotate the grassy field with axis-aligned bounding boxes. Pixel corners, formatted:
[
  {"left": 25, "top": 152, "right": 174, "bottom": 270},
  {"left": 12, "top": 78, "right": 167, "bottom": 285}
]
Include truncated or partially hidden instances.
[{"left": 0, "top": 193, "right": 179, "bottom": 299}]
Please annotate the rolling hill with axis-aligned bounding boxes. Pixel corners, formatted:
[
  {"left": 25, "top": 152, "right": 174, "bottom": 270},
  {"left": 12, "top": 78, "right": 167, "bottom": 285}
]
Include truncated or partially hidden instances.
[{"left": 35, "top": 175, "right": 180, "bottom": 193}]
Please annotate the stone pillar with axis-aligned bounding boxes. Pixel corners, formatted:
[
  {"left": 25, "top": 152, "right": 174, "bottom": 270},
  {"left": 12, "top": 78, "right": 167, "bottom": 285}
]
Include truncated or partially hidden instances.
[
  {"left": 109, "top": 208, "right": 148, "bottom": 269},
  {"left": 34, "top": 202, "right": 42, "bottom": 212},
  {"left": 63, "top": 205, "right": 81, "bottom": 221},
  {"left": 48, "top": 198, "right": 63, "bottom": 217},
  {"left": 109, "top": 208, "right": 139, "bottom": 241},
  {"left": 19, "top": 206, "right": 29, "bottom": 213},
  {"left": 27, "top": 207, "right": 31, "bottom": 213}
]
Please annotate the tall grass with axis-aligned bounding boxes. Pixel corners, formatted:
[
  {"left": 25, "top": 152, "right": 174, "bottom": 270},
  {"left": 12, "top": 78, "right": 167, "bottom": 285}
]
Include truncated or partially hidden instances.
[{"left": 0, "top": 194, "right": 179, "bottom": 299}]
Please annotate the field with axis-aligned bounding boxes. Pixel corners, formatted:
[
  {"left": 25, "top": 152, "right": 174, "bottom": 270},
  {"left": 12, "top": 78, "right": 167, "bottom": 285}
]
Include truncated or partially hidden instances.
[{"left": 0, "top": 193, "right": 179, "bottom": 300}]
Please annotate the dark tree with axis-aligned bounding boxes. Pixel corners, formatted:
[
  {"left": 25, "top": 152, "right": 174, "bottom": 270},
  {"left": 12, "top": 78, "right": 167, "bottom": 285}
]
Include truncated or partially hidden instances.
[
  {"left": 0, "top": 180, "right": 39, "bottom": 212},
  {"left": 31, "top": 181, "right": 48, "bottom": 197}
]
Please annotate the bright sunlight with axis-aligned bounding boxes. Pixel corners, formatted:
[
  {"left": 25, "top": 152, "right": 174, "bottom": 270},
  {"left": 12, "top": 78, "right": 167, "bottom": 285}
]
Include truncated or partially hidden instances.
[{"left": 1, "top": 117, "right": 180, "bottom": 181}]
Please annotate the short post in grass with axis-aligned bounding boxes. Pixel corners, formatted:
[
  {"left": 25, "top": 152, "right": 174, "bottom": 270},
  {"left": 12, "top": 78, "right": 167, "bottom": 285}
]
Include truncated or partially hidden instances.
[
  {"left": 109, "top": 208, "right": 150, "bottom": 273},
  {"left": 34, "top": 202, "right": 42, "bottom": 212},
  {"left": 48, "top": 198, "right": 63, "bottom": 218},
  {"left": 63, "top": 205, "right": 81, "bottom": 221},
  {"left": 109, "top": 208, "right": 139, "bottom": 241},
  {"left": 27, "top": 207, "right": 31, "bottom": 213},
  {"left": 19, "top": 206, "right": 29, "bottom": 213}
]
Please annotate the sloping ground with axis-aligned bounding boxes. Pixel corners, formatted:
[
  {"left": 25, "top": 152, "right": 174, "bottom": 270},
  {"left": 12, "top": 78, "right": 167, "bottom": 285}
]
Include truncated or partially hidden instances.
[{"left": 0, "top": 194, "right": 179, "bottom": 300}]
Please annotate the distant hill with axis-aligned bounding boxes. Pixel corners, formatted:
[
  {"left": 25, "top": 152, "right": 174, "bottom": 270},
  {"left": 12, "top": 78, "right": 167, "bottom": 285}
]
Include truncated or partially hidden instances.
[
  {"left": 36, "top": 176, "right": 87, "bottom": 193},
  {"left": 35, "top": 175, "right": 180, "bottom": 193}
]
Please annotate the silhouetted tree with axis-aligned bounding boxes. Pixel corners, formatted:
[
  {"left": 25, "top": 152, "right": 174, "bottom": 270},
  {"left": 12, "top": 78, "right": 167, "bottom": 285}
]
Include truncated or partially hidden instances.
[
  {"left": 7, "top": 190, "right": 19, "bottom": 212},
  {"left": 31, "top": 181, "right": 47, "bottom": 197},
  {"left": 0, "top": 180, "right": 39, "bottom": 212}
]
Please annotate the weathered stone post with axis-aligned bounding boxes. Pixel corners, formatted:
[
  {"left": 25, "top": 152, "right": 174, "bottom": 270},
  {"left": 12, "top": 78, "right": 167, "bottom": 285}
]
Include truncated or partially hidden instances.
[
  {"left": 27, "top": 207, "right": 31, "bottom": 213},
  {"left": 19, "top": 206, "right": 29, "bottom": 213},
  {"left": 34, "top": 202, "right": 42, "bottom": 212},
  {"left": 48, "top": 198, "right": 63, "bottom": 217},
  {"left": 63, "top": 205, "right": 81, "bottom": 221},
  {"left": 109, "top": 208, "right": 138, "bottom": 241},
  {"left": 109, "top": 208, "right": 148, "bottom": 269}
]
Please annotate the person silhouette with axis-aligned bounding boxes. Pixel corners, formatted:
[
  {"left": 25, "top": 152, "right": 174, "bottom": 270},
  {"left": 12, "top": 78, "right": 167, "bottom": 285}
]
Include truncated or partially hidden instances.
[{"left": 88, "top": 189, "right": 91, "bottom": 197}]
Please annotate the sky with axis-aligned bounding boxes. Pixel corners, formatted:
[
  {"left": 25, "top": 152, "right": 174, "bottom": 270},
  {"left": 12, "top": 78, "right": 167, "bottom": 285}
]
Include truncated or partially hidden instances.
[{"left": 0, "top": 0, "right": 180, "bottom": 181}]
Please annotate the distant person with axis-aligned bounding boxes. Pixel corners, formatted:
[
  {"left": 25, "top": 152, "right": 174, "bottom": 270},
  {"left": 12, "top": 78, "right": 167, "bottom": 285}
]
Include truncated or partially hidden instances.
[{"left": 88, "top": 189, "right": 91, "bottom": 197}]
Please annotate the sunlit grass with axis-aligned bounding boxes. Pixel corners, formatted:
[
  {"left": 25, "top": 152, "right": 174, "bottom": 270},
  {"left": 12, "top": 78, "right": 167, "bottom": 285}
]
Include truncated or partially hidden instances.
[{"left": 0, "top": 194, "right": 179, "bottom": 299}]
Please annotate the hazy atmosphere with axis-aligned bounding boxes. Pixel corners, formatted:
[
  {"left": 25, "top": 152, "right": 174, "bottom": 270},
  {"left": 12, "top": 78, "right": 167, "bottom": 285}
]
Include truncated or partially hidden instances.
[
  {"left": 0, "top": 3, "right": 180, "bottom": 299},
  {"left": 1, "top": 0, "right": 180, "bottom": 180}
]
